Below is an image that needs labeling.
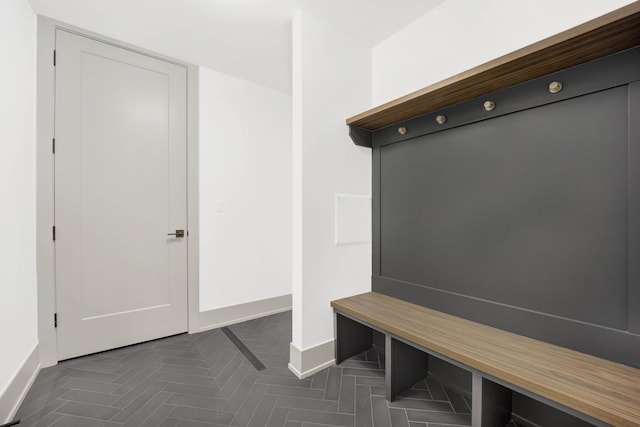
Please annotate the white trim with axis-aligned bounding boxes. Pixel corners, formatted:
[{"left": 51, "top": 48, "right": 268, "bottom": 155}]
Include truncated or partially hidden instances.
[
  {"left": 199, "top": 294, "right": 292, "bottom": 332},
  {"left": 36, "top": 16, "right": 200, "bottom": 365},
  {"left": 0, "top": 344, "right": 41, "bottom": 424},
  {"left": 288, "top": 339, "right": 336, "bottom": 379},
  {"left": 186, "top": 65, "right": 200, "bottom": 334}
]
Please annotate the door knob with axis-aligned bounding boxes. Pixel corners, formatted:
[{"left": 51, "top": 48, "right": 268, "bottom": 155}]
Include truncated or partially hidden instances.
[{"left": 167, "top": 229, "right": 185, "bottom": 238}]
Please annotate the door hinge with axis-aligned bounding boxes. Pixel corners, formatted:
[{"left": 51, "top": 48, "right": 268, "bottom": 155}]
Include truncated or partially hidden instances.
[
  {"left": 54, "top": 313, "right": 58, "bottom": 328},
  {"left": 52, "top": 138, "right": 55, "bottom": 154},
  {"left": 52, "top": 226, "right": 56, "bottom": 241},
  {"left": 53, "top": 50, "right": 56, "bottom": 66}
]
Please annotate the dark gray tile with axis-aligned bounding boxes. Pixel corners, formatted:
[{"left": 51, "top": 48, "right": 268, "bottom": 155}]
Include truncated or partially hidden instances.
[
  {"left": 51, "top": 414, "right": 122, "bottom": 426},
  {"left": 277, "top": 395, "right": 339, "bottom": 412},
  {"left": 112, "top": 380, "right": 167, "bottom": 420},
  {"left": 225, "top": 373, "right": 259, "bottom": 412},
  {"left": 287, "top": 409, "right": 354, "bottom": 427},
  {"left": 266, "top": 406, "right": 289, "bottom": 427},
  {"left": 310, "top": 368, "right": 328, "bottom": 390},
  {"left": 342, "top": 367, "right": 384, "bottom": 378},
  {"left": 164, "top": 382, "right": 220, "bottom": 397},
  {"left": 443, "top": 388, "right": 471, "bottom": 414},
  {"left": 63, "top": 378, "right": 121, "bottom": 394},
  {"left": 65, "top": 368, "right": 120, "bottom": 383},
  {"left": 370, "top": 386, "right": 386, "bottom": 396},
  {"left": 323, "top": 367, "right": 342, "bottom": 401},
  {"left": 258, "top": 375, "right": 312, "bottom": 388},
  {"left": 389, "top": 408, "right": 410, "bottom": 427},
  {"left": 55, "top": 401, "right": 120, "bottom": 420},
  {"left": 388, "top": 398, "right": 453, "bottom": 412},
  {"left": 355, "top": 385, "right": 372, "bottom": 427},
  {"left": 19, "top": 398, "right": 67, "bottom": 424},
  {"left": 214, "top": 359, "right": 247, "bottom": 396},
  {"left": 156, "top": 371, "right": 214, "bottom": 386},
  {"left": 59, "top": 389, "right": 119, "bottom": 406},
  {"left": 29, "top": 411, "right": 64, "bottom": 427},
  {"left": 426, "top": 379, "right": 447, "bottom": 401},
  {"left": 177, "top": 420, "right": 229, "bottom": 427},
  {"left": 372, "top": 395, "right": 392, "bottom": 427},
  {"left": 140, "top": 403, "right": 178, "bottom": 427},
  {"left": 160, "top": 418, "right": 181, "bottom": 427},
  {"left": 122, "top": 391, "right": 172, "bottom": 427},
  {"left": 16, "top": 388, "right": 70, "bottom": 419},
  {"left": 167, "top": 393, "right": 227, "bottom": 410},
  {"left": 248, "top": 393, "right": 278, "bottom": 427},
  {"left": 406, "top": 409, "right": 471, "bottom": 425},
  {"left": 355, "top": 377, "right": 385, "bottom": 387},
  {"left": 266, "top": 384, "right": 325, "bottom": 399},
  {"left": 231, "top": 382, "right": 268, "bottom": 426},
  {"left": 338, "top": 374, "right": 355, "bottom": 414},
  {"left": 112, "top": 362, "right": 162, "bottom": 394},
  {"left": 397, "top": 389, "right": 431, "bottom": 401},
  {"left": 159, "top": 364, "right": 212, "bottom": 377},
  {"left": 170, "top": 405, "right": 235, "bottom": 424},
  {"left": 71, "top": 360, "right": 122, "bottom": 374}
]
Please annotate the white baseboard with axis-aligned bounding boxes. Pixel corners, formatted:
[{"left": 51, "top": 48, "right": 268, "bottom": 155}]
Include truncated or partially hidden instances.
[
  {"left": 0, "top": 344, "right": 40, "bottom": 424},
  {"left": 288, "top": 340, "right": 335, "bottom": 379},
  {"left": 198, "top": 294, "right": 292, "bottom": 332}
]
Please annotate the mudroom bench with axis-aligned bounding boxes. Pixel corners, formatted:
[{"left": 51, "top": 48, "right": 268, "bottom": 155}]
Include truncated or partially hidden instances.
[{"left": 331, "top": 292, "right": 640, "bottom": 427}]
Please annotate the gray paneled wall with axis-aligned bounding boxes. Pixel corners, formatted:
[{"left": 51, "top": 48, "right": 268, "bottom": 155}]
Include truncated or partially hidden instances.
[{"left": 371, "top": 47, "right": 640, "bottom": 369}]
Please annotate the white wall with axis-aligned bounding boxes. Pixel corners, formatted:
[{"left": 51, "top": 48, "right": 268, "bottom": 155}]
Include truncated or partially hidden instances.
[
  {"left": 199, "top": 67, "right": 292, "bottom": 311},
  {"left": 372, "top": 0, "right": 636, "bottom": 105},
  {"left": 291, "top": 9, "right": 372, "bottom": 353},
  {"left": 0, "top": 0, "right": 37, "bottom": 402}
]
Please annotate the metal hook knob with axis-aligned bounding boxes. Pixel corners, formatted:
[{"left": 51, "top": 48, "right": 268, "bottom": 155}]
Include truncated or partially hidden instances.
[{"left": 548, "top": 81, "right": 563, "bottom": 93}]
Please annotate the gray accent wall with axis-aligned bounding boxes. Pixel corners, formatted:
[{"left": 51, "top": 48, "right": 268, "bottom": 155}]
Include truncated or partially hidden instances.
[{"left": 371, "top": 47, "right": 640, "bottom": 369}]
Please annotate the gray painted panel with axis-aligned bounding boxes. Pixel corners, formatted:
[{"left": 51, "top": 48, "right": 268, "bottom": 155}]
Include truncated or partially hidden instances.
[
  {"left": 428, "top": 356, "right": 471, "bottom": 395},
  {"left": 373, "top": 147, "right": 381, "bottom": 276},
  {"left": 373, "top": 275, "right": 640, "bottom": 368},
  {"left": 481, "top": 378, "right": 512, "bottom": 427},
  {"left": 385, "top": 336, "right": 429, "bottom": 401},
  {"left": 380, "top": 87, "right": 629, "bottom": 329},
  {"left": 629, "top": 82, "right": 640, "bottom": 334},
  {"left": 512, "top": 393, "right": 595, "bottom": 427},
  {"left": 335, "top": 313, "right": 373, "bottom": 364}
]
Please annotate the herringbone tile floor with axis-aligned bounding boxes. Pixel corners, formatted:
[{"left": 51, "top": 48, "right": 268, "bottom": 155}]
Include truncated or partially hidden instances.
[{"left": 13, "top": 311, "right": 477, "bottom": 427}]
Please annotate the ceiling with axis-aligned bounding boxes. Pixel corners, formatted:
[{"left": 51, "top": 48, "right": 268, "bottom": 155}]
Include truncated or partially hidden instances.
[{"left": 28, "top": 0, "right": 445, "bottom": 93}]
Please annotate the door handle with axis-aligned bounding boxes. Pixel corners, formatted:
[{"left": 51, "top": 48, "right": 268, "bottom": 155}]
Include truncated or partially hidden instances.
[{"left": 167, "top": 229, "right": 185, "bottom": 238}]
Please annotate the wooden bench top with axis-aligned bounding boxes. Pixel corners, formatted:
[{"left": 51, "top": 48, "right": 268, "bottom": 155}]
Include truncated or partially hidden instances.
[{"left": 331, "top": 292, "right": 640, "bottom": 427}]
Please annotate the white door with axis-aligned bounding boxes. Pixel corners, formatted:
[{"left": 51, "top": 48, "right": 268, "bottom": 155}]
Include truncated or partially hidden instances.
[{"left": 54, "top": 30, "right": 188, "bottom": 360}]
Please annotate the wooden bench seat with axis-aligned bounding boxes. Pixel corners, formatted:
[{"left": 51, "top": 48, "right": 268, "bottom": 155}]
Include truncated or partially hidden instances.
[{"left": 331, "top": 292, "right": 640, "bottom": 427}]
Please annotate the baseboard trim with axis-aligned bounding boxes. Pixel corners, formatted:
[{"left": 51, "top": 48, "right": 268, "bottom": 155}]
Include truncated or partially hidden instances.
[
  {"left": 288, "top": 340, "right": 335, "bottom": 379},
  {"left": 198, "top": 294, "right": 292, "bottom": 332},
  {"left": 0, "top": 344, "right": 40, "bottom": 424}
]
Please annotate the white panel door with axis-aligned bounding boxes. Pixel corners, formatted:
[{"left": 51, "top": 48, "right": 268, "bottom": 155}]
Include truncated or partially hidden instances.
[{"left": 54, "top": 30, "right": 188, "bottom": 360}]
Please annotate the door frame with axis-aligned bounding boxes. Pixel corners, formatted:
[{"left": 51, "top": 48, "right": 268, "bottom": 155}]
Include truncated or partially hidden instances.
[{"left": 36, "top": 16, "right": 200, "bottom": 367}]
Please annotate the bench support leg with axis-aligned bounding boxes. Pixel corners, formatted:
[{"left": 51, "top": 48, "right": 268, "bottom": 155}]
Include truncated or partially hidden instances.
[
  {"left": 472, "top": 374, "right": 512, "bottom": 427},
  {"left": 385, "top": 336, "right": 429, "bottom": 401},
  {"left": 335, "top": 313, "right": 373, "bottom": 364}
]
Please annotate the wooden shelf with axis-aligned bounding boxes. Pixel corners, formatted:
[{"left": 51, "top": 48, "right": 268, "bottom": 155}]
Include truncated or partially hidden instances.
[{"left": 347, "top": 1, "right": 640, "bottom": 132}]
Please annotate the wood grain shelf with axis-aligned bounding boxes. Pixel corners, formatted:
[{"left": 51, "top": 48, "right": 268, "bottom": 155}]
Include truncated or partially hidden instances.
[
  {"left": 332, "top": 292, "right": 640, "bottom": 426},
  {"left": 346, "top": 1, "right": 640, "bottom": 135}
]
